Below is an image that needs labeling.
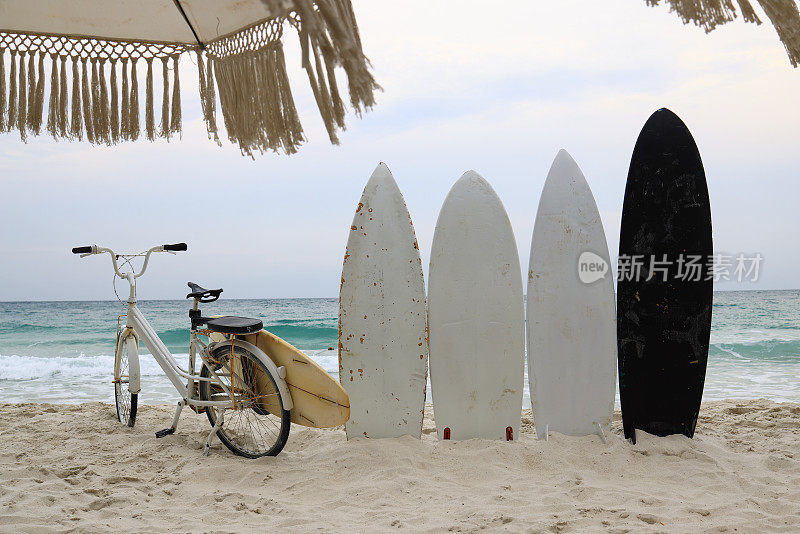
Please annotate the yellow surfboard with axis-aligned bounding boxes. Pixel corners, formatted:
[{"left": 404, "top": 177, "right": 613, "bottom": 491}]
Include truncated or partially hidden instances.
[{"left": 210, "top": 329, "right": 350, "bottom": 428}]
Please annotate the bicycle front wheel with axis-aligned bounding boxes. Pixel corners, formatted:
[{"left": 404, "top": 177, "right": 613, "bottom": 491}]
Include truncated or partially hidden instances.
[
  {"left": 114, "top": 333, "right": 138, "bottom": 427},
  {"left": 199, "top": 342, "right": 290, "bottom": 458}
]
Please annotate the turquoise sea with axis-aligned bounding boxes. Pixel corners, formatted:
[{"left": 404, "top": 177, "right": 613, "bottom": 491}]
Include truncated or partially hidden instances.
[{"left": 1, "top": 290, "right": 799, "bottom": 405}]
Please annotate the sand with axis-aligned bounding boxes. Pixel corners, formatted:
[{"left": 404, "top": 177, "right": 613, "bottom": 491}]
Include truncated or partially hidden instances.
[{"left": 1, "top": 400, "right": 799, "bottom": 533}]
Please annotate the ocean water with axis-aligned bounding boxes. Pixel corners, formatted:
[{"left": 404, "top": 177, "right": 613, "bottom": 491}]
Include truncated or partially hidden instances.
[{"left": 0, "top": 291, "right": 798, "bottom": 405}]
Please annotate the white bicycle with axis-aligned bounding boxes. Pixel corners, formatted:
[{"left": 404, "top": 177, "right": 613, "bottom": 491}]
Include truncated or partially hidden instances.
[{"left": 72, "top": 243, "right": 293, "bottom": 458}]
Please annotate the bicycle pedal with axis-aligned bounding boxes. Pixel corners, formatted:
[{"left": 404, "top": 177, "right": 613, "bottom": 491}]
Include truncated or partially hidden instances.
[{"left": 155, "top": 428, "right": 175, "bottom": 438}]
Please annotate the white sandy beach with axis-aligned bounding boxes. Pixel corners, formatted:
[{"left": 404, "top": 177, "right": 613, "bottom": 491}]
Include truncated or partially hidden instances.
[{"left": 1, "top": 400, "right": 799, "bottom": 533}]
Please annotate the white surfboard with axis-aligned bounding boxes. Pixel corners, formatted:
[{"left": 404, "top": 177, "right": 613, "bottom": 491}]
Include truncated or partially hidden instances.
[
  {"left": 339, "top": 163, "right": 428, "bottom": 439},
  {"left": 428, "top": 170, "right": 524, "bottom": 441},
  {"left": 527, "top": 149, "right": 616, "bottom": 440}
]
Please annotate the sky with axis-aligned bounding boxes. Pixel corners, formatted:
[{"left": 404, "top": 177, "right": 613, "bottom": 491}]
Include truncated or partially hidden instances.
[{"left": 0, "top": 0, "right": 799, "bottom": 301}]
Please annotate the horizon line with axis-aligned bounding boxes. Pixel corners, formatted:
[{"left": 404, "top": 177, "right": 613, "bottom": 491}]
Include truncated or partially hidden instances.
[{"left": 1, "top": 287, "right": 798, "bottom": 304}]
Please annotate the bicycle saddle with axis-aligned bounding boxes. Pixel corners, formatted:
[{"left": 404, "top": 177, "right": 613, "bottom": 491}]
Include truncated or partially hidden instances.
[
  {"left": 206, "top": 316, "right": 263, "bottom": 335},
  {"left": 187, "top": 282, "right": 222, "bottom": 302}
]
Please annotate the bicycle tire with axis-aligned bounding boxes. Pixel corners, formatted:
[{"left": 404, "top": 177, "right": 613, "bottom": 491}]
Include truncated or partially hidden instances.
[
  {"left": 114, "top": 333, "right": 138, "bottom": 427},
  {"left": 199, "top": 342, "right": 290, "bottom": 458}
]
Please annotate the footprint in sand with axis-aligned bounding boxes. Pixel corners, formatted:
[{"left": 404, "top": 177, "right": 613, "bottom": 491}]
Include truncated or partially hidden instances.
[
  {"left": 55, "top": 466, "right": 86, "bottom": 479},
  {"left": 83, "top": 497, "right": 115, "bottom": 511},
  {"left": 637, "top": 513, "right": 660, "bottom": 525},
  {"left": 102, "top": 475, "right": 141, "bottom": 484}
]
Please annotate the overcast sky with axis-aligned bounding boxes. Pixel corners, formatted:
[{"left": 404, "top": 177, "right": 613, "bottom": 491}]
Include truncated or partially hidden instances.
[{"left": 1, "top": 0, "right": 798, "bottom": 301}]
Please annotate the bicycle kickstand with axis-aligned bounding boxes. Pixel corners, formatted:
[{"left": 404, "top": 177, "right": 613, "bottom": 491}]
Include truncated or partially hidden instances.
[
  {"left": 203, "top": 409, "right": 224, "bottom": 457},
  {"left": 155, "top": 400, "right": 185, "bottom": 438}
]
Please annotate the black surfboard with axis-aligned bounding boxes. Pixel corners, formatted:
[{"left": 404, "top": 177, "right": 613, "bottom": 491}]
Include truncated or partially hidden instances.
[{"left": 617, "top": 108, "right": 713, "bottom": 444}]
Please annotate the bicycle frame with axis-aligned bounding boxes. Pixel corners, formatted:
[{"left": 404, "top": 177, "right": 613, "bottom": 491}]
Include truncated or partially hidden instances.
[
  {"left": 118, "top": 270, "right": 235, "bottom": 409},
  {"left": 89, "top": 245, "right": 239, "bottom": 412}
]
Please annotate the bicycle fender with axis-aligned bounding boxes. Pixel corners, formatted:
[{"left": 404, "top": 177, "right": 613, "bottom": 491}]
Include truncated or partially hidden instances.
[
  {"left": 119, "top": 330, "right": 141, "bottom": 395},
  {"left": 228, "top": 339, "right": 294, "bottom": 411}
]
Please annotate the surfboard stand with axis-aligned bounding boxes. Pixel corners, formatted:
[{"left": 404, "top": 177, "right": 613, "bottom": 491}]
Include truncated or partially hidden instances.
[{"left": 596, "top": 423, "right": 607, "bottom": 445}]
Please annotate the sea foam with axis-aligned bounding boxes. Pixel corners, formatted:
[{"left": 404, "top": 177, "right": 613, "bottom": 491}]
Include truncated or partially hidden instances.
[{"left": 0, "top": 353, "right": 175, "bottom": 381}]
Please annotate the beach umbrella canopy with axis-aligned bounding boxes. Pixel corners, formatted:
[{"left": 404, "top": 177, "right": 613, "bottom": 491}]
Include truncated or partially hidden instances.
[
  {"left": 0, "top": 0, "right": 380, "bottom": 156},
  {"left": 1, "top": 1, "right": 797, "bottom": 159},
  {"left": 646, "top": 0, "right": 800, "bottom": 67}
]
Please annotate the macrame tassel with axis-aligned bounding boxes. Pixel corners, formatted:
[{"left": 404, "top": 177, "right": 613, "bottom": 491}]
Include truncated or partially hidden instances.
[
  {"left": 90, "top": 59, "right": 99, "bottom": 134},
  {"left": 289, "top": 0, "right": 380, "bottom": 138},
  {"left": 47, "top": 53, "right": 59, "bottom": 137},
  {"left": 645, "top": 0, "right": 800, "bottom": 67},
  {"left": 159, "top": 57, "right": 170, "bottom": 138},
  {"left": 644, "top": 0, "right": 762, "bottom": 29},
  {"left": 312, "top": 42, "right": 341, "bottom": 134},
  {"left": 170, "top": 55, "right": 181, "bottom": 137},
  {"left": 145, "top": 58, "right": 155, "bottom": 141},
  {"left": 70, "top": 57, "right": 82, "bottom": 140},
  {"left": 110, "top": 59, "right": 119, "bottom": 143},
  {"left": 259, "top": 47, "right": 282, "bottom": 151},
  {"left": 8, "top": 51, "right": 18, "bottom": 133},
  {"left": 757, "top": 0, "right": 800, "bottom": 67},
  {"left": 197, "top": 52, "right": 219, "bottom": 143},
  {"left": 737, "top": 0, "right": 762, "bottom": 23},
  {"left": 299, "top": 29, "right": 339, "bottom": 144},
  {"left": 81, "top": 57, "right": 95, "bottom": 143},
  {"left": 211, "top": 41, "right": 306, "bottom": 156},
  {"left": 129, "top": 58, "right": 140, "bottom": 141},
  {"left": 25, "top": 51, "right": 35, "bottom": 134},
  {"left": 90, "top": 59, "right": 108, "bottom": 144},
  {"left": 97, "top": 58, "right": 111, "bottom": 144},
  {"left": 197, "top": 52, "right": 208, "bottom": 123},
  {"left": 207, "top": 59, "right": 219, "bottom": 136},
  {"left": 121, "top": 58, "right": 130, "bottom": 140},
  {"left": 212, "top": 53, "right": 255, "bottom": 154},
  {"left": 17, "top": 50, "right": 27, "bottom": 141},
  {"left": 274, "top": 45, "right": 303, "bottom": 148},
  {"left": 257, "top": 43, "right": 304, "bottom": 153},
  {"left": 340, "top": 0, "right": 363, "bottom": 49},
  {"left": 306, "top": 0, "right": 380, "bottom": 113},
  {"left": 212, "top": 57, "right": 234, "bottom": 147},
  {"left": 274, "top": 45, "right": 304, "bottom": 151},
  {"left": 31, "top": 52, "right": 45, "bottom": 134},
  {"left": 644, "top": 0, "right": 738, "bottom": 32},
  {"left": 0, "top": 48, "right": 6, "bottom": 132},
  {"left": 32, "top": 52, "right": 46, "bottom": 135},
  {"left": 0, "top": 0, "right": 380, "bottom": 152},
  {"left": 58, "top": 56, "right": 68, "bottom": 137},
  {"left": 322, "top": 46, "right": 346, "bottom": 129}
]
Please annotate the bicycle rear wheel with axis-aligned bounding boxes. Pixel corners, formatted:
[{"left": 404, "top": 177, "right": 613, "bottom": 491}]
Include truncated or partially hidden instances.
[
  {"left": 114, "top": 333, "right": 138, "bottom": 427},
  {"left": 199, "top": 342, "right": 290, "bottom": 458}
]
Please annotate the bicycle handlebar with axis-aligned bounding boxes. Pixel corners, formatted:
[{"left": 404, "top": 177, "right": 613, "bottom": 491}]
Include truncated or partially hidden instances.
[{"left": 71, "top": 243, "right": 187, "bottom": 279}]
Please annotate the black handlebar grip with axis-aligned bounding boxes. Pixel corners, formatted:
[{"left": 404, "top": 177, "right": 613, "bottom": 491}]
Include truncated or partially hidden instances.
[
  {"left": 163, "top": 243, "right": 187, "bottom": 252},
  {"left": 72, "top": 246, "right": 93, "bottom": 254}
]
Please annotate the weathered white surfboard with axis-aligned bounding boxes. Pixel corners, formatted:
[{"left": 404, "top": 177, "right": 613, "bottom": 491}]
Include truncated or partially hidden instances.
[
  {"left": 428, "top": 170, "right": 524, "bottom": 441},
  {"left": 527, "top": 149, "right": 616, "bottom": 440},
  {"left": 339, "top": 163, "right": 428, "bottom": 439}
]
